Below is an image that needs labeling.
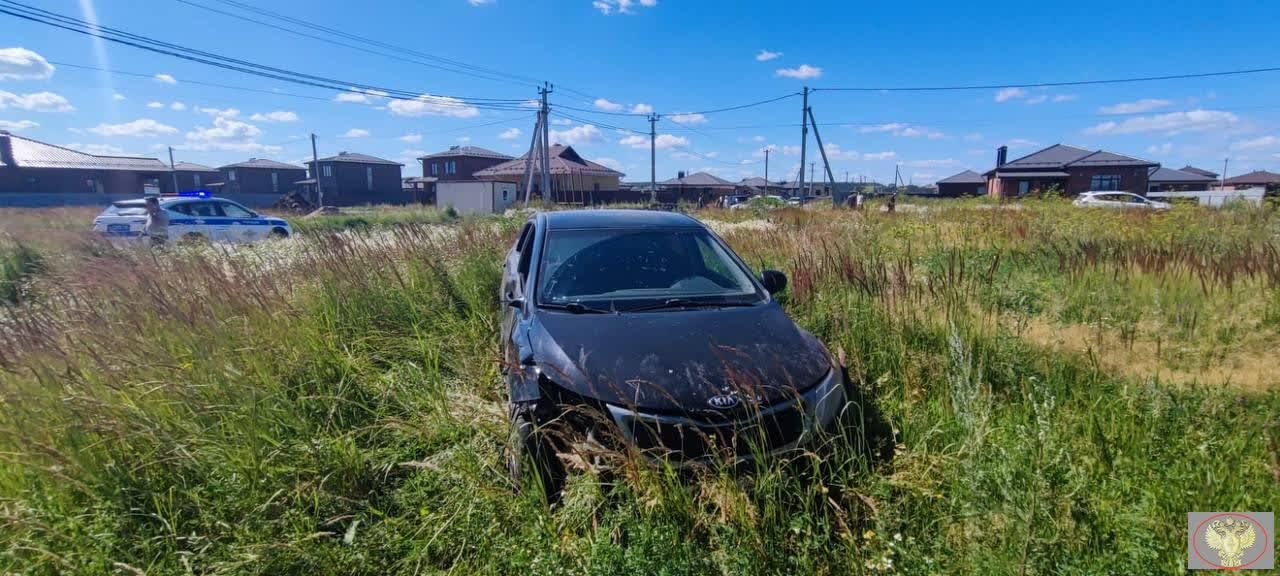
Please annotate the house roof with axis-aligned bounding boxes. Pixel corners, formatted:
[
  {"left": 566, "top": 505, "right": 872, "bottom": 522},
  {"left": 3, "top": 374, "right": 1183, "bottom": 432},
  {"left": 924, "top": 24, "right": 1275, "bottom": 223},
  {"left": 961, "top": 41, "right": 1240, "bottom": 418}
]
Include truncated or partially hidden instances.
[
  {"left": 1222, "top": 170, "right": 1280, "bottom": 186},
  {"left": 172, "top": 161, "right": 218, "bottom": 172},
  {"left": 473, "top": 144, "right": 624, "bottom": 178},
  {"left": 1068, "top": 149, "right": 1157, "bottom": 167},
  {"left": 936, "top": 170, "right": 986, "bottom": 184},
  {"left": 661, "top": 171, "right": 735, "bottom": 187},
  {"left": 987, "top": 143, "right": 1156, "bottom": 176},
  {"left": 219, "top": 158, "right": 306, "bottom": 170},
  {"left": 313, "top": 151, "right": 403, "bottom": 165},
  {"left": 419, "top": 145, "right": 513, "bottom": 160},
  {"left": 1180, "top": 165, "right": 1219, "bottom": 179},
  {"left": 1148, "top": 166, "right": 1217, "bottom": 183},
  {"left": 2, "top": 132, "right": 170, "bottom": 171},
  {"left": 738, "top": 177, "right": 783, "bottom": 187},
  {"left": 992, "top": 171, "right": 1070, "bottom": 178}
]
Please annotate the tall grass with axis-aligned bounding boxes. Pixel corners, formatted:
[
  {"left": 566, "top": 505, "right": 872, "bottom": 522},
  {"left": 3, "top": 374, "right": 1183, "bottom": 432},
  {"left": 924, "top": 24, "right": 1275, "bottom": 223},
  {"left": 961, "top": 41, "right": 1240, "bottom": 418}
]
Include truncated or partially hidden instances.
[{"left": 0, "top": 200, "right": 1277, "bottom": 574}]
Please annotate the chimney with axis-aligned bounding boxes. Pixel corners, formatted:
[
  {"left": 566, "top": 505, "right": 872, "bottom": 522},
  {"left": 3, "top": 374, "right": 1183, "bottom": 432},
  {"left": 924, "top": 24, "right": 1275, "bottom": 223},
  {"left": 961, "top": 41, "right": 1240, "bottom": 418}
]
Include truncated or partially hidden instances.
[
  {"left": 678, "top": 170, "right": 686, "bottom": 179},
  {"left": 0, "top": 131, "right": 13, "bottom": 167},
  {"left": 996, "top": 146, "right": 1008, "bottom": 168}
]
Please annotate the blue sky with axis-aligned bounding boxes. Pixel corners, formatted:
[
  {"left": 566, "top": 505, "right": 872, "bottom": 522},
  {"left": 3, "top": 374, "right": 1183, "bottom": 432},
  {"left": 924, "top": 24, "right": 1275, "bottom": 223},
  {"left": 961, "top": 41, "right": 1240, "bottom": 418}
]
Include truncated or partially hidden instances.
[{"left": 1, "top": 0, "right": 1278, "bottom": 183}]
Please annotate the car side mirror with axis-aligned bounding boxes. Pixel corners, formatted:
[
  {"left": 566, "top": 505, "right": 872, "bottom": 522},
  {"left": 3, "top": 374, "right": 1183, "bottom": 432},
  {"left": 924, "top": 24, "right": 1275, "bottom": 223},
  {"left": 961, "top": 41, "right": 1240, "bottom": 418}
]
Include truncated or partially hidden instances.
[
  {"left": 761, "top": 269, "right": 787, "bottom": 294},
  {"left": 505, "top": 294, "right": 525, "bottom": 309}
]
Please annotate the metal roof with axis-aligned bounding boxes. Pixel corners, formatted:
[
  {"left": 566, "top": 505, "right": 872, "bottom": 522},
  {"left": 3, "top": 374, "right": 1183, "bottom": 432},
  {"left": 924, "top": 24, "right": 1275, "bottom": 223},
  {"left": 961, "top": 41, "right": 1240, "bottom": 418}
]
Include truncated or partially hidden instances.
[
  {"left": 1068, "top": 150, "right": 1157, "bottom": 167},
  {"left": 993, "top": 170, "right": 1070, "bottom": 178},
  {"left": 660, "top": 171, "right": 735, "bottom": 187},
  {"left": 312, "top": 151, "right": 403, "bottom": 165},
  {"left": 1148, "top": 167, "right": 1217, "bottom": 183},
  {"left": 4, "top": 133, "right": 170, "bottom": 171},
  {"left": 173, "top": 161, "right": 218, "bottom": 172},
  {"left": 738, "top": 177, "right": 782, "bottom": 187},
  {"left": 1223, "top": 170, "right": 1280, "bottom": 186},
  {"left": 1001, "top": 144, "right": 1094, "bottom": 168},
  {"left": 218, "top": 158, "right": 306, "bottom": 170},
  {"left": 936, "top": 170, "right": 986, "bottom": 184},
  {"left": 1180, "top": 165, "right": 1219, "bottom": 179},
  {"left": 474, "top": 145, "right": 623, "bottom": 178},
  {"left": 419, "top": 145, "right": 513, "bottom": 160}
]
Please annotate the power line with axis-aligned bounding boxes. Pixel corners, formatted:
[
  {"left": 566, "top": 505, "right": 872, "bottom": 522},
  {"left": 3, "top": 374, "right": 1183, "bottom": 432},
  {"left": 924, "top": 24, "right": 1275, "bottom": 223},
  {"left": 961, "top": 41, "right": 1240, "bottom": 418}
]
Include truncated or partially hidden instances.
[
  {"left": 553, "top": 92, "right": 801, "bottom": 119},
  {"left": 813, "top": 67, "right": 1280, "bottom": 92}
]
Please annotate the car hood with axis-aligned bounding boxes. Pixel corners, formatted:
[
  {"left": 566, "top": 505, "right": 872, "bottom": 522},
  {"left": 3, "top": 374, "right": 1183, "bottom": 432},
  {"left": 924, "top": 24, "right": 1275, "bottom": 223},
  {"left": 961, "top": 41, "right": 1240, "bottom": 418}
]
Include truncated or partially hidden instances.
[{"left": 528, "top": 302, "right": 831, "bottom": 413}]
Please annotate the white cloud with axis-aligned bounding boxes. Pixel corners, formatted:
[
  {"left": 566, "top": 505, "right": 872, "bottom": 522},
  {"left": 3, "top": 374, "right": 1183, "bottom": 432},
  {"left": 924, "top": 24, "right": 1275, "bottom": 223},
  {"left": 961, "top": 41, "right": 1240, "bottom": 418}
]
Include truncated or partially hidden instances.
[
  {"left": 1052, "top": 94, "right": 1077, "bottom": 102},
  {"left": 753, "top": 135, "right": 765, "bottom": 142},
  {"left": 1098, "top": 98, "right": 1172, "bottom": 115},
  {"left": 756, "top": 49, "right": 782, "bottom": 62},
  {"left": 551, "top": 117, "right": 573, "bottom": 125},
  {"left": 0, "top": 48, "right": 54, "bottom": 81},
  {"left": 1007, "top": 138, "right": 1039, "bottom": 149},
  {"left": 399, "top": 132, "right": 423, "bottom": 143},
  {"left": 170, "top": 101, "right": 186, "bottom": 111},
  {"left": 595, "top": 157, "right": 622, "bottom": 170},
  {"left": 994, "top": 87, "right": 1026, "bottom": 102},
  {"left": 781, "top": 145, "right": 801, "bottom": 156},
  {"left": 910, "top": 172, "right": 936, "bottom": 183},
  {"left": 593, "top": 0, "right": 657, "bottom": 15},
  {"left": 197, "top": 106, "right": 240, "bottom": 118},
  {"left": 468, "top": 0, "right": 495, "bottom": 5},
  {"left": 904, "top": 158, "right": 958, "bottom": 168},
  {"left": 550, "top": 123, "right": 603, "bottom": 145},
  {"left": 0, "top": 91, "right": 73, "bottom": 112},
  {"left": 1084, "top": 109, "right": 1239, "bottom": 135},
  {"left": 594, "top": 98, "right": 624, "bottom": 112},
  {"left": 388, "top": 93, "right": 480, "bottom": 118},
  {"left": 0, "top": 119, "right": 37, "bottom": 130},
  {"left": 65, "top": 142, "right": 129, "bottom": 155},
  {"left": 1146, "top": 143, "right": 1173, "bottom": 156},
  {"left": 154, "top": 73, "right": 177, "bottom": 85},
  {"left": 498, "top": 127, "right": 522, "bottom": 140},
  {"left": 112, "top": 93, "right": 126, "bottom": 101},
  {"left": 1230, "top": 136, "right": 1279, "bottom": 151},
  {"left": 776, "top": 64, "right": 822, "bottom": 80},
  {"left": 341, "top": 128, "right": 371, "bottom": 138},
  {"left": 619, "top": 133, "right": 686, "bottom": 150},
  {"left": 146, "top": 101, "right": 164, "bottom": 109},
  {"left": 862, "top": 151, "right": 896, "bottom": 160},
  {"left": 89, "top": 118, "right": 178, "bottom": 137},
  {"left": 1025, "top": 95, "right": 1048, "bottom": 105},
  {"left": 249, "top": 110, "right": 299, "bottom": 123},
  {"left": 822, "top": 143, "right": 858, "bottom": 160},
  {"left": 631, "top": 103, "right": 653, "bottom": 114},
  {"left": 400, "top": 148, "right": 428, "bottom": 159},
  {"left": 457, "top": 136, "right": 471, "bottom": 143},
  {"left": 334, "top": 87, "right": 389, "bottom": 104},
  {"left": 964, "top": 132, "right": 983, "bottom": 142},
  {"left": 751, "top": 144, "right": 778, "bottom": 158},
  {"left": 860, "top": 122, "right": 943, "bottom": 139},
  {"left": 669, "top": 112, "right": 707, "bottom": 125},
  {"left": 183, "top": 116, "right": 279, "bottom": 153}
]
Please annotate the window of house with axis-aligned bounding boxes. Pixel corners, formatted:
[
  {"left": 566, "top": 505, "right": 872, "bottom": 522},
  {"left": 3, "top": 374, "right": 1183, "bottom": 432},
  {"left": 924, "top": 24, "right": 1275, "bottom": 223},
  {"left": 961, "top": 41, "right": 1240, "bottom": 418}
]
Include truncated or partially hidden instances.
[
  {"left": 271, "top": 172, "right": 280, "bottom": 193},
  {"left": 1017, "top": 181, "right": 1030, "bottom": 196},
  {"left": 228, "top": 170, "right": 237, "bottom": 181},
  {"left": 85, "top": 178, "right": 101, "bottom": 193},
  {"left": 1090, "top": 175, "right": 1121, "bottom": 191},
  {"left": 322, "top": 164, "right": 333, "bottom": 178},
  {"left": 445, "top": 161, "right": 457, "bottom": 175},
  {"left": 193, "top": 174, "right": 202, "bottom": 187},
  {"left": 366, "top": 167, "right": 374, "bottom": 190},
  {"left": 431, "top": 163, "right": 439, "bottom": 176}
]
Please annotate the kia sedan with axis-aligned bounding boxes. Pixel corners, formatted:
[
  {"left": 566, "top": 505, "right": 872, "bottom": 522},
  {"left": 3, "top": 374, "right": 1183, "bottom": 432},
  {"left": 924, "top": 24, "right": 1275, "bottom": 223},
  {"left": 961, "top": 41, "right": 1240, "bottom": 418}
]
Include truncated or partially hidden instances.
[{"left": 500, "top": 209, "right": 850, "bottom": 498}]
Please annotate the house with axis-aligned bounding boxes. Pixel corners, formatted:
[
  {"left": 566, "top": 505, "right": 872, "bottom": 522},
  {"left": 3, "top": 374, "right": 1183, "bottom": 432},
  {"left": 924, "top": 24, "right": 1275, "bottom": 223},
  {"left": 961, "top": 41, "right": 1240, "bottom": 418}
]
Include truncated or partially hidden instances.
[
  {"left": 419, "top": 146, "right": 513, "bottom": 182},
  {"left": 658, "top": 171, "right": 736, "bottom": 205},
  {"left": 1222, "top": 170, "right": 1280, "bottom": 192},
  {"left": 172, "top": 161, "right": 222, "bottom": 192},
  {"left": 935, "top": 170, "right": 988, "bottom": 197},
  {"left": 216, "top": 158, "right": 307, "bottom": 207},
  {"left": 736, "top": 177, "right": 786, "bottom": 195},
  {"left": 474, "top": 144, "right": 624, "bottom": 204},
  {"left": 306, "top": 152, "right": 406, "bottom": 206},
  {"left": 1180, "top": 165, "right": 1220, "bottom": 180},
  {"left": 0, "top": 130, "right": 176, "bottom": 206},
  {"left": 1147, "top": 167, "right": 1217, "bottom": 192},
  {"left": 984, "top": 144, "right": 1158, "bottom": 198}
]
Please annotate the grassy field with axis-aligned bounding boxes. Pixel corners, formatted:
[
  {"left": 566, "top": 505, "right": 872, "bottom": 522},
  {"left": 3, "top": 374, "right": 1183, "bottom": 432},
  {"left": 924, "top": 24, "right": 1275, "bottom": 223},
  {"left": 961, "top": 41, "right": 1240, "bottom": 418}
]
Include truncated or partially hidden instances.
[{"left": 1, "top": 200, "right": 1278, "bottom": 574}]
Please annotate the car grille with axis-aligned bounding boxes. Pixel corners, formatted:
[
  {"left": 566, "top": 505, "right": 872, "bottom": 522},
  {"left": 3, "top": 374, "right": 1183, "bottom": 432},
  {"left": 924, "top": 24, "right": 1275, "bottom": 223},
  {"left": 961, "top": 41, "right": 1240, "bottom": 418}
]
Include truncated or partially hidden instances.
[{"left": 623, "top": 399, "right": 807, "bottom": 461}]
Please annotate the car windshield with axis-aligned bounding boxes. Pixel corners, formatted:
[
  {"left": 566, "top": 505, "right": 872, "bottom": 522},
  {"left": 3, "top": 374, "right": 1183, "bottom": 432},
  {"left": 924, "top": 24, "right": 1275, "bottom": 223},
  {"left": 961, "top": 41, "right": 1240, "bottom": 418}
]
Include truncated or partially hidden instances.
[{"left": 537, "top": 227, "right": 761, "bottom": 308}]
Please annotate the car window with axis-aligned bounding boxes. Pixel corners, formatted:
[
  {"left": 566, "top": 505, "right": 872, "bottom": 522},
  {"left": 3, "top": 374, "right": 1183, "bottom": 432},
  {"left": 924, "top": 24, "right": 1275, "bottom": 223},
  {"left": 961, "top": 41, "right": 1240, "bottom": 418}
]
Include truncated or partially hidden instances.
[
  {"left": 218, "top": 202, "right": 255, "bottom": 218},
  {"left": 537, "top": 227, "right": 759, "bottom": 305},
  {"left": 167, "top": 202, "right": 197, "bottom": 216},
  {"left": 516, "top": 223, "right": 536, "bottom": 279}
]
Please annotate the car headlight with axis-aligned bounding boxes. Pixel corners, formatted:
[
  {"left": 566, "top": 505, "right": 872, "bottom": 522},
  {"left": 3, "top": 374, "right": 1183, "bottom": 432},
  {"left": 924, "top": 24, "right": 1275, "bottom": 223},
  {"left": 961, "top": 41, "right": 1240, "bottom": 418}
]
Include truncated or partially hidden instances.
[{"left": 800, "top": 367, "right": 846, "bottom": 431}]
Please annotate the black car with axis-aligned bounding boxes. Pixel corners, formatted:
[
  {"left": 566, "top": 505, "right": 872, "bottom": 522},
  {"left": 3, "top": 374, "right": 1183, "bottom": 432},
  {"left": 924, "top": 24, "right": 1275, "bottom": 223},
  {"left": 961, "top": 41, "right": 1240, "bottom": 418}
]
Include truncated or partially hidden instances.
[{"left": 500, "top": 210, "right": 851, "bottom": 497}]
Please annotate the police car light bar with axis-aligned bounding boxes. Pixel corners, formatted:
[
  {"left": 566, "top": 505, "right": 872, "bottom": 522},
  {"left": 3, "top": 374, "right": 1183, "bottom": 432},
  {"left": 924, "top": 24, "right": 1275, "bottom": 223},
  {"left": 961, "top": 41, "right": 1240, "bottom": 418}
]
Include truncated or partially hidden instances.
[{"left": 165, "top": 190, "right": 212, "bottom": 198}]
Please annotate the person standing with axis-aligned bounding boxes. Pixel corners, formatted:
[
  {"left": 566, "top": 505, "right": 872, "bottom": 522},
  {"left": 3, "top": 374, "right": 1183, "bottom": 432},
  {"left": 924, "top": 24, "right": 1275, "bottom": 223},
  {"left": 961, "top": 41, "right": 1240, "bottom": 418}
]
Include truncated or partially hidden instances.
[
  {"left": 144, "top": 194, "right": 169, "bottom": 246},
  {"left": 887, "top": 192, "right": 897, "bottom": 214}
]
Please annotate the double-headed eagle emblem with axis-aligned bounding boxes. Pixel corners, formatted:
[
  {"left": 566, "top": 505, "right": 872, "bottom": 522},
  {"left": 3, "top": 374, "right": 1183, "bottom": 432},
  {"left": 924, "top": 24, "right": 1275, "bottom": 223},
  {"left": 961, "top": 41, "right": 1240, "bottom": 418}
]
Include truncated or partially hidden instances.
[{"left": 1204, "top": 517, "right": 1257, "bottom": 568}]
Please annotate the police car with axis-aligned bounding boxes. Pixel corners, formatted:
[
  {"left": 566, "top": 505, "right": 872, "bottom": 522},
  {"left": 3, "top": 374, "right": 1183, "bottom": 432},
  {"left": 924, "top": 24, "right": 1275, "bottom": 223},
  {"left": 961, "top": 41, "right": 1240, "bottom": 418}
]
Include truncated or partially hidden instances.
[{"left": 92, "top": 191, "right": 291, "bottom": 243}]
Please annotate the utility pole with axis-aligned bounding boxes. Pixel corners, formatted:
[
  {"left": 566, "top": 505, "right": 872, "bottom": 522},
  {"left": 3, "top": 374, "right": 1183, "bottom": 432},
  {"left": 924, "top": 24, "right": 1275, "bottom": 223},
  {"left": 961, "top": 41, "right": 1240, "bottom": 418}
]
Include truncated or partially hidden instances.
[
  {"left": 809, "top": 162, "right": 815, "bottom": 196},
  {"left": 763, "top": 148, "right": 770, "bottom": 195},
  {"left": 539, "top": 82, "right": 552, "bottom": 204},
  {"left": 649, "top": 113, "right": 658, "bottom": 204},
  {"left": 311, "top": 133, "right": 322, "bottom": 207},
  {"left": 845, "top": 170, "right": 849, "bottom": 183},
  {"left": 797, "top": 86, "right": 809, "bottom": 199},
  {"left": 1222, "top": 158, "right": 1229, "bottom": 189},
  {"left": 521, "top": 113, "right": 541, "bottom": 206},
  {"left": 806, "top": 107, "right": 836, "bottom": 197},
  {"left": 168, "top": 146, "right": 179, "bottom": 194}
]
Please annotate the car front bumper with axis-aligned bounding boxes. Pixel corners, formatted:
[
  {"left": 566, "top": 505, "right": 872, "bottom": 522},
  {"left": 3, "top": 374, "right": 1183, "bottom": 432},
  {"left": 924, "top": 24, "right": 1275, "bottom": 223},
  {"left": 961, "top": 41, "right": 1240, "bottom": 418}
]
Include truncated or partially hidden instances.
[{"left": 604, "top": 366, "right": 847, "bottom": 465}]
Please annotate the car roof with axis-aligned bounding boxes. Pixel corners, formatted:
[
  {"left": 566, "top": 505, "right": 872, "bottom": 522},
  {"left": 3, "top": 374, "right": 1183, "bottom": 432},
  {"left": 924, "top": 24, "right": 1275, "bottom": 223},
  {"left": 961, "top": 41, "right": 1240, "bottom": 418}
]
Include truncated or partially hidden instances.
[{"left": 540, "top": 209, "right": 703, "bottom": 230}]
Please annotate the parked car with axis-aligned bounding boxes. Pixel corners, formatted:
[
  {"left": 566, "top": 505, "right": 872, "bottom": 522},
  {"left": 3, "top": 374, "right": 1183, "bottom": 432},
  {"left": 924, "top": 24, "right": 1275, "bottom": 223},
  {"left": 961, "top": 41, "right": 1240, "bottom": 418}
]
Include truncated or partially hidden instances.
[
  {"left": 500, "top": 210, "right": 854, "bottom": 499},
  {"left": 93, "top": 192, "right": 291, "bottom": 242},
  {"left": 729, "top": 195, "right": 786, "bottom": 210},
  {"left": 1073, "top": 191, "right": 1171, "bottom": 210}
]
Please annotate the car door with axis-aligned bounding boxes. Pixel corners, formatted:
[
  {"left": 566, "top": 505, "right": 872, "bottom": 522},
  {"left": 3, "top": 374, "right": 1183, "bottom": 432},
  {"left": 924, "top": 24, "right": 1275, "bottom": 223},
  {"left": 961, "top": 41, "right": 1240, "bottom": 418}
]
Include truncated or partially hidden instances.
[
  {"left": 216, "top": 200, "right": 264, "bottom": 242},
  {"left": 501, "top": 221, "right": 535, "bottom": 371},
  {"left": 164, "top": 201, "right": 199, "bottom": 239}
]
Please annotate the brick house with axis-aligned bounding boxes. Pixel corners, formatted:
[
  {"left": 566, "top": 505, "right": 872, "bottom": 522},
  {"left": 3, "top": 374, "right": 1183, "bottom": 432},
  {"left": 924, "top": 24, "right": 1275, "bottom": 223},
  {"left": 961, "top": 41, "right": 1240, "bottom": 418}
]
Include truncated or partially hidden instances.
[
  {"left": 935, "top": 170, "right": 987, "bottom": 197},
  {"left": 305, "top": 152, "right": 406, "bottom": 206},
  {"left": 419, "top": 146, "right": 513, "bottom": 182},
  {"left": 0, "top": 130, "right": 175, "bottom": 206},
  {"left": 984, "top": 144, "right": 1158, "bottom": 198},
  {"left": 172, "top": 161, "right": 222, "bottom": 192},
  {"left": 216, "top": 158, "right": 307, "bottom": 207}
]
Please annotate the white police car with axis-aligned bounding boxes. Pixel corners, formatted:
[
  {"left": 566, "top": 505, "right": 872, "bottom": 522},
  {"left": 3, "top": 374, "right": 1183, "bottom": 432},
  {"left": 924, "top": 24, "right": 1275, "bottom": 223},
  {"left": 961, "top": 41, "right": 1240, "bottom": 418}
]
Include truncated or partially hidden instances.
[{"left": 93, "top": 191, "right": 291, "bottom": 243}]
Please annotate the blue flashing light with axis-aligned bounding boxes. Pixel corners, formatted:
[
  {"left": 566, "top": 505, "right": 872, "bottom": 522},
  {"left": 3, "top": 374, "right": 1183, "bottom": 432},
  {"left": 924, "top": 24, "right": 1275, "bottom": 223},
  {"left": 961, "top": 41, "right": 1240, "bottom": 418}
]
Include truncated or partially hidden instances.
[{"left": 178, "top": 189, "right": 212, "bottom": 198}]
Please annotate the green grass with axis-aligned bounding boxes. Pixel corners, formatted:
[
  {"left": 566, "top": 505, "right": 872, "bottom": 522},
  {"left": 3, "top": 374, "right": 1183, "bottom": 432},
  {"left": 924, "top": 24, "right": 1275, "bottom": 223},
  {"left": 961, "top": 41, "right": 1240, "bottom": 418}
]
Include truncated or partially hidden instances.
[{"left": 0, "top": 200, "right": 1278, "bottom": 574}]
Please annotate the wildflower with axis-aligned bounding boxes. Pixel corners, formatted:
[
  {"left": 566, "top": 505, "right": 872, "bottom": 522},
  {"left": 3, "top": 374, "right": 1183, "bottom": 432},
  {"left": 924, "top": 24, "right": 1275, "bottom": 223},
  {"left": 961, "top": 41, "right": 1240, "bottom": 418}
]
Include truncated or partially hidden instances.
[{"left": 863, "top": 529, "right": 876, "bottom": 540}]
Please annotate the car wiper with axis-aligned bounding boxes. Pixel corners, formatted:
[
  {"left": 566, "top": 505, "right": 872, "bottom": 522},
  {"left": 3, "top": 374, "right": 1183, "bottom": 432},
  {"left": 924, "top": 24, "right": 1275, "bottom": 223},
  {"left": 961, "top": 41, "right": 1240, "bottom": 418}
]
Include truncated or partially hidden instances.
[
  {"left": 624, "top": 298, "right": 757, "bottom": 313},
  {"left": 538, "top": 301, "right": 613, "bottom": 314}
]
